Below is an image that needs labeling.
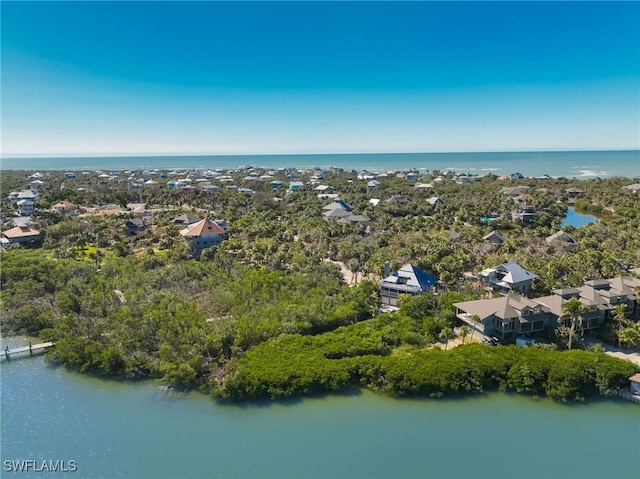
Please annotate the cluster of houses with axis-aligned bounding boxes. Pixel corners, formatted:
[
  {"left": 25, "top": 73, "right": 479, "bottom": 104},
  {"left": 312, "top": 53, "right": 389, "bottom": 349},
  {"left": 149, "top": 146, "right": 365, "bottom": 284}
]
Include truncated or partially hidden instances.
[
  {"left": 454, "top": 266, "right": 640, "bottom": 343},
  {"left": 378, "top": 260, "right": 640, "bottom": 345}
]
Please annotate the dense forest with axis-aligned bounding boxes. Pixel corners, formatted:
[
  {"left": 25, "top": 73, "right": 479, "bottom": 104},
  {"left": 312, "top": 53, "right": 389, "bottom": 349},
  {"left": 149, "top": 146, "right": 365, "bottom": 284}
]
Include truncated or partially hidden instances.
[{"left": 1, "top": 168, "right": 639, "bottom": 401}]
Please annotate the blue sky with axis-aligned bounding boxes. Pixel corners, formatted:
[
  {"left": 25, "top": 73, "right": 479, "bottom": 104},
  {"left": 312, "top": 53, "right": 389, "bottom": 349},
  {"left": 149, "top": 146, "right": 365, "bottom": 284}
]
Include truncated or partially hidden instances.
[{"left": 2, "top": 1, "right": 639, "bottom": 156}]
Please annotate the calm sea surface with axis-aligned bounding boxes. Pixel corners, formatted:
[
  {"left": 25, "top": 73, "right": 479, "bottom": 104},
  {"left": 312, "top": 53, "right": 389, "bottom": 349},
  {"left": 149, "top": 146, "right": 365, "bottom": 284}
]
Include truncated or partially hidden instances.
[
  {"left": 1, "top": 345, "right": 639, "bottom": 479},
  {"left": 2, "top": 150, "right": 639, "bottom": 178}
]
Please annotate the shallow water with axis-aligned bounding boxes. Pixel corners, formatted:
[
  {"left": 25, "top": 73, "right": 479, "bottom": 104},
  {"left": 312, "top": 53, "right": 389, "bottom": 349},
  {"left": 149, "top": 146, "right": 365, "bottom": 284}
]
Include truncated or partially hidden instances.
[{"left": 1, "top": 350, "right": 639, "bottom": 479}]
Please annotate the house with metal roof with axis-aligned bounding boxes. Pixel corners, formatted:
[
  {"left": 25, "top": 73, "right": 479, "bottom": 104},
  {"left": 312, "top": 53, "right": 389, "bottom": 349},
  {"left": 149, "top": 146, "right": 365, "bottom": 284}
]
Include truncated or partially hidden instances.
[
  {"left": 479, "top": 262, "right": 539, "bottom": 295},
  {"left": 379, "top": 264, "right": 438, "bottom": 307}
]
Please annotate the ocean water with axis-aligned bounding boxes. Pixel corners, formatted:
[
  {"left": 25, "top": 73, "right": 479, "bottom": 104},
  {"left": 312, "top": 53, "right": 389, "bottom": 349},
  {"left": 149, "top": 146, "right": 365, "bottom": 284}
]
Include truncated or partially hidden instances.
[{"left": 2, "top": 150, "right": 639, "bottom": 178}]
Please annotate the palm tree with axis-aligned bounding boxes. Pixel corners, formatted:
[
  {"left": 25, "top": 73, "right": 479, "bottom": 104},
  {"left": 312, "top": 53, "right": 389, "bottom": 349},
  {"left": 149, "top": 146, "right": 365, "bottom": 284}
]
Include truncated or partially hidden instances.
[
  {"left": 459, "top": 326, "right": 470, "bottom": 345},
  {"left": 612, "top": 304, "right": 628, "bottom": 347},
  {"left": 618, "top": 326, "right": 640, "bottom": 349},
  {"left": 468, "top": 314, "right": 481, "bottom": 344},
  {"left": 560, "top": 297, "right": 588, "bottom": 350},
  {"left": 439, "top": 327, "right": 454, "bottom": 350}
]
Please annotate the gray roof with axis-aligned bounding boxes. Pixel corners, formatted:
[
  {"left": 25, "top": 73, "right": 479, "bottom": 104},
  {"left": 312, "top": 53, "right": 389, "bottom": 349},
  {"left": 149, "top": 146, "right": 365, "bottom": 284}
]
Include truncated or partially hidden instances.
[
  {"left": 454, "top": 295, "right": 548, "bottom": 321},
  {"left": 323, "top": 208, "right": 351, "bottom": 218},
  {"left": 323, "top": 200, "right": 353, "bottom": 212},
  {"left": 546, "top": 230, "right": 576, "bottom": 244},
  {"left": 337, "top": 214, "right": 370, "bottom": 223},
  {"left": 482, "top": 231, "right": 505, "bottom": 243},
  {"left": 491, "top": 262, "right": 539, "bottom": 284}
]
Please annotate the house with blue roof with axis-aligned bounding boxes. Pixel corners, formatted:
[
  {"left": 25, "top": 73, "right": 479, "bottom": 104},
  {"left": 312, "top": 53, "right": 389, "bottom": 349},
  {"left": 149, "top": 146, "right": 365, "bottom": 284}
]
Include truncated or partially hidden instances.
[{"left": 379, "top": 263, "right": 438, "bottom": 307}]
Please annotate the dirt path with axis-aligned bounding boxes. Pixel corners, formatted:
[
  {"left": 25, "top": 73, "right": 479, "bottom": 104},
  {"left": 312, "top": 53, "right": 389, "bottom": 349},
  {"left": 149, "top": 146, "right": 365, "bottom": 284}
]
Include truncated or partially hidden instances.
[{"left": 323, "top": 259, "right": 373, "bottom": 286}]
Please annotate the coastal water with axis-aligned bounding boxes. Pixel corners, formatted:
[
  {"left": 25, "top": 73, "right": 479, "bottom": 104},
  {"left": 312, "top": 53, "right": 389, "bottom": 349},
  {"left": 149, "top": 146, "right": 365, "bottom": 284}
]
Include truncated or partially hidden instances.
[
  {"left": 2, "top": 150, "right": 639, "bottom": 178},
  {"left": 1, "top": 352, "right": 639, "bottom": 479},
  {"left": 561, "top": 207, "right": 597, "bottom": 228}
]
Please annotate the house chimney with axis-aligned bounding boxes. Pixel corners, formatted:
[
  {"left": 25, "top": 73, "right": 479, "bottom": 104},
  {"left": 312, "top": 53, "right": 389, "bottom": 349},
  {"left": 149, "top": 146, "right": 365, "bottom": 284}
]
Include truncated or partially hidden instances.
[{"left": 384, "top": 261, "right": 390, "bottom": 278}]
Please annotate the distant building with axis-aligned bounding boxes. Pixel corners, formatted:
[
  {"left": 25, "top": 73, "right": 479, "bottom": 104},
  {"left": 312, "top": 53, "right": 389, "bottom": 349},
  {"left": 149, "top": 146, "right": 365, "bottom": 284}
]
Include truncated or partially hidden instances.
[
  {"left": 16, "top": 199, "right": 35, "bottom": 216},
  {"left": 179, "top": 218, "right": 229, "bottom": 255},
  {"left": 313, "top": 185, "right": 334, "bottom": 194},
  {"left": 482, "top": 231, "right": 505, "bottom": 245},
  {"left": 386, "top": 195, "right": 408, "bottom": 205},
  {"left": 125, "top": 218, "right": 148, "bottom": 235},
  {"left": 172, "top": 214, "right": 201, "bottom": 225},
  {"left": 1, "top": 224, "right": 42, "bottom": 248},
  {"left": 546, "top": 230, "right": 577, "bottom": 251}
]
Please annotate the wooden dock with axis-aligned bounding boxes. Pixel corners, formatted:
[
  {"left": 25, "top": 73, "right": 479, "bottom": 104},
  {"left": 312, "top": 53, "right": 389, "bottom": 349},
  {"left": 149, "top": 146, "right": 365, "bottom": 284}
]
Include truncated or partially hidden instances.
[{"left": 2, "top": 342, "right": 54, "bottom": 361}]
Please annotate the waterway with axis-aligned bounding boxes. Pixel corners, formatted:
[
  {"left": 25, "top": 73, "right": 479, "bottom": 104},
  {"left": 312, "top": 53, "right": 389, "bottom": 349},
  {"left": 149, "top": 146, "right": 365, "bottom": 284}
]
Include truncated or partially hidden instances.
[
  {"left": 561, "top": 207, "right": 597, "bottom": 228},
  {"left": 1, "top": 351, "right": 639, "bottom": 479}
]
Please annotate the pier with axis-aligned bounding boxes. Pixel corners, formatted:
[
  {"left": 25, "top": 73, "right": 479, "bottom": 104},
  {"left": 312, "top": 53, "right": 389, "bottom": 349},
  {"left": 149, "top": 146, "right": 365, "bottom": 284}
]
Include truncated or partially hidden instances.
[{"left": 2, "top": 342, "right": 54, "bottom": 361}]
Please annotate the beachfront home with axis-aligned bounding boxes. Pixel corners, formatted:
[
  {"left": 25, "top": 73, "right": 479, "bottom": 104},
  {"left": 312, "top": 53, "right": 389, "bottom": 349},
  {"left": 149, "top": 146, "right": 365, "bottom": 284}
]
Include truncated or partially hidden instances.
[
  {"left": 379, "top": 264, "right": 438, "bottom": 307},
  {"left": 288, "top": 181, "right": 304, "bottom": 191},
  {"left": 479, "top": 262, "right": 539, "bottom": 295},
  {"left": 426, "top": 197, "right": 443, "bottom": 206},
  {"left": 180, "top": 218, "right": 229, "bottom": 255},
  {"left": 454, "top": 294, "right": 553, "bottom": 342}
]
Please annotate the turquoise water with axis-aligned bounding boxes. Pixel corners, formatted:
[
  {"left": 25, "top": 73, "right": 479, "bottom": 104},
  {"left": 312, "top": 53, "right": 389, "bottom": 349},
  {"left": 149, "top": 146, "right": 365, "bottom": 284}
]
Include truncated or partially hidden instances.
[
  {"left": 562, "top": 207, "right": 597, "bottom": 228},
  {"left": 2, "top": 150, "right": 639, "bottom": 178},
  {"left": 1, "top": 352, "right": 639, "bottom": 479}
]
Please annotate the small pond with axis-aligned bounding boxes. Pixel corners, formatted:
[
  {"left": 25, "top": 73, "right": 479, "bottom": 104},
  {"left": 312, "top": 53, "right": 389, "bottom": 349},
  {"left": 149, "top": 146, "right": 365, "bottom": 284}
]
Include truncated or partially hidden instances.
[{"left": 561, "top": 207, "right": 597, "bottom": 228}]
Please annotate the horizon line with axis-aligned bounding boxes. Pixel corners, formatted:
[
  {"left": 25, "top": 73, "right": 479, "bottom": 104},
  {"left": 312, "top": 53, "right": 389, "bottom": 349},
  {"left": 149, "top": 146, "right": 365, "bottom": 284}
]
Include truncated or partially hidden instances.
[{"left": 3, "top": 148, "right": 639, "bottom": 159}]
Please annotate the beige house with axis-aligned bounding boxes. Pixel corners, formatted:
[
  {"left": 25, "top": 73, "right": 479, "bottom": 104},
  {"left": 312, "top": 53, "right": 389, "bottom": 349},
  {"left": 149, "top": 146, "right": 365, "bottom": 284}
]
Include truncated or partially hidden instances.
[
  {"left": 454, "top": 295, "right": 553, "bottom": 342},
  {"left": 1, "top": 225, "right": 42, "bottom": 247}
]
